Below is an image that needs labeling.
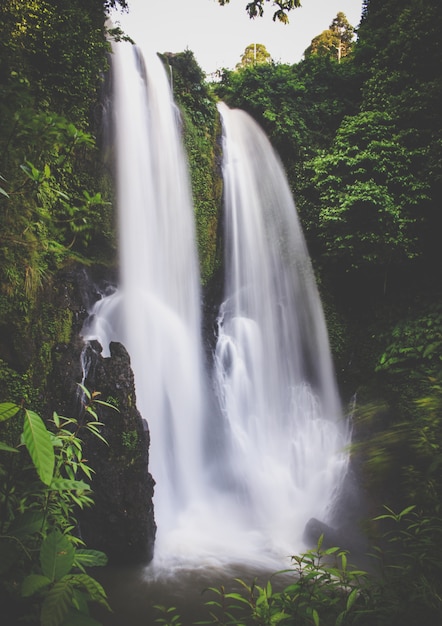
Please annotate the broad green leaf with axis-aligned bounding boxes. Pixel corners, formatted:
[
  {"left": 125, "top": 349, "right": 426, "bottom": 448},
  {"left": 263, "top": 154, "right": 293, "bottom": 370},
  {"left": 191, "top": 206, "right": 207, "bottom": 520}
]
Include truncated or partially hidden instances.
[
  {"left": 22, "top": 574, "right": 51, "bottom": 597},
  {"left": 40, "top": 578, "right": 74, "bottom": 626},
  {"left": 40, "top": 530, "right": 75, "bottom": 582},
  {"left": 23, "top": 409, "right": 55, "bottom": 485},
  {"left": 0, "top": 402, "right": 20, "bottom": 422},
  {"left": 65, "top": 573, "right": 110, "bottom": 609},
  {"left": 73, "top": 549, "right": 108, "bottom": 569}
]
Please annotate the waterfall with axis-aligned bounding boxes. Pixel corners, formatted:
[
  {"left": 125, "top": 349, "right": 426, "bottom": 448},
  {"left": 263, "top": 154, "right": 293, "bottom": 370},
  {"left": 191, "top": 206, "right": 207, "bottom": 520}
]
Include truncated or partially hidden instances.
[
  {"left": 83, "top": 43, "right": 350, "bottom": 575},
  {"left": 212, "top": 103, "right": 351, "bottom": 561},
  {"left": 82, "top": 42, "right": 208, "bottom": 567}
]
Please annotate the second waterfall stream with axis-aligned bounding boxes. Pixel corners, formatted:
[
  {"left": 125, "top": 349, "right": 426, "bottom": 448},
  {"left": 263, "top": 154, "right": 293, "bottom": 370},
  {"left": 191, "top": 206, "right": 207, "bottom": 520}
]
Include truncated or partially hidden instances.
[{"left": 83, "top": 42, "right": 351, "bottom": 575}]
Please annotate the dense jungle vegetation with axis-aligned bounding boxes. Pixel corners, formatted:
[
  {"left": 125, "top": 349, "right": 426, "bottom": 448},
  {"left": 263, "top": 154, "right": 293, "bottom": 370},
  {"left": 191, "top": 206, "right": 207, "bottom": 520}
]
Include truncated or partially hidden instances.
[{"left": 1, "top": 0, "right": 442, "bottom": 624}]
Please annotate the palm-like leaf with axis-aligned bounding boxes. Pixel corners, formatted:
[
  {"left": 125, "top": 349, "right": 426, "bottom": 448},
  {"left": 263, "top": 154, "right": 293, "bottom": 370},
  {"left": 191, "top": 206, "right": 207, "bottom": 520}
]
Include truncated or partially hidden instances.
[{"left": 23, "top": 409, "right": 55, "bottom": 486}]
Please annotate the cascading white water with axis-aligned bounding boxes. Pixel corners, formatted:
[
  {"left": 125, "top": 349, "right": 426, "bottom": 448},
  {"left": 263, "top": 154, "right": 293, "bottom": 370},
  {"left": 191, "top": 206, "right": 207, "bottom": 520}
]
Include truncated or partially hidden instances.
[
  {"left": 83, "top": 44, "right": 350, "bottom": 576},
  {"left": 82, "top": 42, "right": 208, "bottom": 566},
  {"left": 212, "top": 103, "right": 351, "bottom": 560}
]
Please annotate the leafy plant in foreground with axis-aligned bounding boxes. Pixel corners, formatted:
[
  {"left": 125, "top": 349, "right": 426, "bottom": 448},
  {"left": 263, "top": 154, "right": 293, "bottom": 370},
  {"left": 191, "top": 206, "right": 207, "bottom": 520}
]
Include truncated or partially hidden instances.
[
  {"left": 0, "top": 386, "right": 116, "bottom": 625},
  {"left": 366, "top": 505, "right": 442, "bottom": 626},
  {"left": 154, "top": 502, "right": 442, "bottom": 625},
  {"left": 186, "top": 536, "right": 368, "bottom": 626}
]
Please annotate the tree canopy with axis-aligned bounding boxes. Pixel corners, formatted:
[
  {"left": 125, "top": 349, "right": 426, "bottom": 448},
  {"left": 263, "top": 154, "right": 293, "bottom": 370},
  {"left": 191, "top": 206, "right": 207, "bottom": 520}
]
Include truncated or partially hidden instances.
[
  {"left": 218, "top": 0, "right": 301, "bottom": 22},
  {"left": 304, "top": 12, "right": 356, "bottom": 61},
  {"left": 237, "top": 43, "right": 272, "bottom": 68}
]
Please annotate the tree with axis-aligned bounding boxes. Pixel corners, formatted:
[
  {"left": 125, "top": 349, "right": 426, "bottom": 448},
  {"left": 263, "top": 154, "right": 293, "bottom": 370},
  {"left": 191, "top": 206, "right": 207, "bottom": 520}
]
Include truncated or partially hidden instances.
[
  {"left": 0, "top": 0, "right": 117, "bottom": 405},
  {"left": 311, "top": 111, "right": 430, "bottom": 273},
  {"left": 353, "top": 0, "right": 442, "bottom": 272},
  {"left": 304, "top": 12, "right": 355, "bottom": 62},
  {"left": 218, "top": 0, "right": 301, "bottom": 23},
  {"left": 237, "top": 43, "right": 272, "bottom": 68}
]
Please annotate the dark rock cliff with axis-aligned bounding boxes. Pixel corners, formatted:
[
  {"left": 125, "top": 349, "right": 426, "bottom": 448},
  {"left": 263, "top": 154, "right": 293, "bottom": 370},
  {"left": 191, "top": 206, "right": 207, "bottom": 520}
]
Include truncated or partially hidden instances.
[
  {"left": 50, "top": 266, "right": 156, "bottom": 565},
  {"left": 79, "top": 340, "right": 156, "bottom": 564}
]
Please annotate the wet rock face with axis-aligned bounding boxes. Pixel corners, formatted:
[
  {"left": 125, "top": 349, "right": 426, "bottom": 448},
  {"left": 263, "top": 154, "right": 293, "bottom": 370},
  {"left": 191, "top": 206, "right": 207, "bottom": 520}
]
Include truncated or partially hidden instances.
[
  {"left": 79, "top": 340, "right": 157, "bottom": 565},
  {"left": 51, "top": 266, "right": 156, "bottom": 565}
]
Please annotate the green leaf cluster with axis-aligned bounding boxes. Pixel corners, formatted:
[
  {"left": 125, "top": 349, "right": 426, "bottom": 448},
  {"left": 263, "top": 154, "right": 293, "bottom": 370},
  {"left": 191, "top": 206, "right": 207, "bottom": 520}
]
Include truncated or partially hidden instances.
[
  {"left": 194, "top": 539, "right": 368, "bottom": 625},
  {"left": 218, "top": 1, "right": 301, "bottom": 23},
  {"left": 0, "top": 0, "right": 118, "bottom": 406},
  {"left": 304, "top": 12, "right": 355, "bottom": 62},
  {"left": 311, "top": 110, "right": 430, "bottom": 270},
  {"left": 0, "top": 389, "right": 116, "bottom": 625},
  {"left": 377, "top": 305, "right": 442, "bottom": 377}
]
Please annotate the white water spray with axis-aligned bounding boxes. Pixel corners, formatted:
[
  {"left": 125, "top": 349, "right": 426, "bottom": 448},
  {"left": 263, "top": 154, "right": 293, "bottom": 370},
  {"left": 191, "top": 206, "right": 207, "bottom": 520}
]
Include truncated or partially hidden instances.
[
  {"left": 83, "top": 42, "right": 207, "bottom": 563},
  {"left": 83, "top": 44, "right": 350, "bottom": 575},
  {"left": 213, "top": 103, "right": 351, "bottom": 561}
]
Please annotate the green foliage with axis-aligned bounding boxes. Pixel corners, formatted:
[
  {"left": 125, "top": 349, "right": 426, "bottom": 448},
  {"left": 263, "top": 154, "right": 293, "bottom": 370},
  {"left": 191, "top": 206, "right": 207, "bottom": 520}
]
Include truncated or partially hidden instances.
[
  {"left": 0, "top": 389, "right": 114, "bottom": 625},
  {"left": 376, "top": 305, "right": 442, "bottom": 377},
  {"left": 0, "top": 1, "right": 117, "bottom": 414},
  {"left": 367, "top": 506, "right": 442, "bottom": 625},
  {"left": 161, "top": 51, "right": 222, "bottom": 286},
  {"left": 354, "top": 0, "right": 442, "bottom": 268},
  {"left": 0, "top": 0, "right": 114, "bottom": 126},
  {"left": 161, "top": 50, "right": 217, "bottom": 130},
  {"left": 311, "top": 110, "right": 430, "bottom": 271},
  {"left": 153, "top": 536, "right": 368, "bottom": 626},
  {"left": 154, "top": 505, "right": 442, "bottom": 625},
  {"left": 155, "top": 605, "right": 182, "bottom": 626},
  {"left": 237, "top": 43, "right": 272, "bottom": 69},
  {"left": 182, "top": 108, "right": 222, "bottom": 285},
  {"left": 352, "top": 375, "right": 442, "bottom": 514},
  {"left": 304, "top": 12, "right": 355, "bottom": 62},
  {"left": 194, "top": 540, "right": 369, "bottom": 625},
  {"left": 215, "top": 52, "right": 360, "bottom": 167},
  {"left": 217, "top": 1, "right": 301, "bottom": 23}
]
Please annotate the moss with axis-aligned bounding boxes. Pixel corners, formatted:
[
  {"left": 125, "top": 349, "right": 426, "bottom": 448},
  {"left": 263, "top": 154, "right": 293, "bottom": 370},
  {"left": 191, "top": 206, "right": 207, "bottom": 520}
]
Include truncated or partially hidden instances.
[
  {"left": 0, "top": 360, "right": 33, "bottom": 405},
  {"left": 159, "top": 50, "right": 223, "bottom": 287},
  {"left": 121, "top": 429, "right": 139, "bottom": 453},
  {"left": 182, "top": 108, "right": 222, "bottom": 286}
]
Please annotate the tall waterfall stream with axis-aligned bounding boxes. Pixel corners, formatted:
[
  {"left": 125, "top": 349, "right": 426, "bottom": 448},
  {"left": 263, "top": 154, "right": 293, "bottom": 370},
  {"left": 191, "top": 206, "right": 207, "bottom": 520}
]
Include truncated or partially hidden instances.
[{"left": 82, "top": 42, "right": 351, "bottom": 607}]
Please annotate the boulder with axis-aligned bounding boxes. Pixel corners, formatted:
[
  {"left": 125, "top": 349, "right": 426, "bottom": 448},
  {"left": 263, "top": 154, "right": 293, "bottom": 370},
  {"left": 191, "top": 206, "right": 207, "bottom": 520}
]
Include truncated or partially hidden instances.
[{"left": 78, "top": 340, "right": 156, "bottom": 565}]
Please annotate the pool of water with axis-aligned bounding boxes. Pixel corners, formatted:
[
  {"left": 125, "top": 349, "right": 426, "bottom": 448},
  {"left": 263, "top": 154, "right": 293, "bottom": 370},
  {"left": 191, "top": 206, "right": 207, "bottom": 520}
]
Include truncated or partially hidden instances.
[{"left": 92, "top": 562, "right": 293, "bottom": 625}]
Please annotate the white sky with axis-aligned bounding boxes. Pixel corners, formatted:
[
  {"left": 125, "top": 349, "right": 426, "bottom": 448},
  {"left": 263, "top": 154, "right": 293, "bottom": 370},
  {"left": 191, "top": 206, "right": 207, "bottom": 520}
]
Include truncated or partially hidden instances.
[{"left": 112, "top": 0, "right": 364, "bottom": 75}]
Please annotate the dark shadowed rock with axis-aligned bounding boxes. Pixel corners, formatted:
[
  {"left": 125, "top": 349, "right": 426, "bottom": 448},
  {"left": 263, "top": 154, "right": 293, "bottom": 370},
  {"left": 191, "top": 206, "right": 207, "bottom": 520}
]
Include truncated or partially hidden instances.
[
  {"left": 79, "top": 340, "right": 156, "bottom": 565},
  {"left": 49, "top": 266, "right": 156, "bottom": 565},
  {"left": 303, "top": 518, "right": 343, "bottom": 550}
]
